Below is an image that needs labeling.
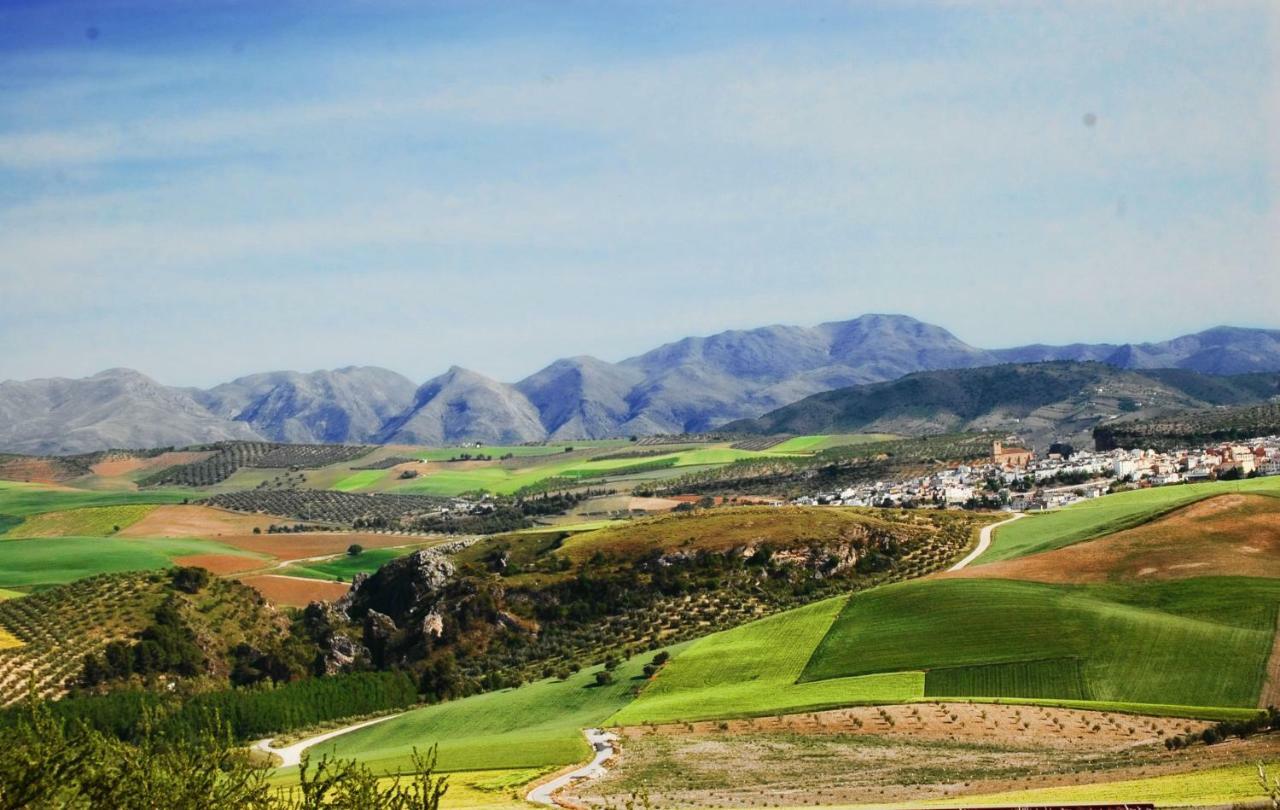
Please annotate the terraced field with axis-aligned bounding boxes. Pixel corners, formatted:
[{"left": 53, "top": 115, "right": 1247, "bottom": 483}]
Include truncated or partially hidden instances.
[{"left": 982, "top": 475, "right": 1280, "bottom": 563}]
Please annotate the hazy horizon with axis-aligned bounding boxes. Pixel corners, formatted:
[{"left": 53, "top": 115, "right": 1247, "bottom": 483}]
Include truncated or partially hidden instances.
[{"left": 3, "top": 1, "right": 1277, "bottom": 386}]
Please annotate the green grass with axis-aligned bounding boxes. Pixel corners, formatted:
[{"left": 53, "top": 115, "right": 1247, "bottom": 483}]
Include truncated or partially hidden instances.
[
  {"left": 769, "top": 433, "right": 898, "bottom": 453},
  {"left": 924, "top": 657, "right": 1089, "bottom": 700},
  {"left": 0, "top": 588, "right": 25, "bottom": 601},
  {"left": 610, "top": 597, "right": 924, "bottom": 726},
  {"left": 313, "top": 648, "right": 677, "bottom": 774},
  {"left": 391, "top": 445, "right": 792, "bottom": 496},
  {"left": 410, "top": 442, "right": 627, "bottom": 461},
  {"left": 983, "top": 475, "right": 1280, "bottom": 563},
  {"left": 0, "top": 536, "right": 266, "bottom": 588},
  {"left": 6, "top": 504, "right": 158, "bottom": 538},
  {"left": 0, "top": 481, "right": 190, "bottom": 525},
  {"left": 280, "top": 547, "right": 422, "bottom": 581},
  {"left": 801, "top": 576, "right": 1279, "bottom": 710},
  {"left": 332, "top": 470, "right": 388, "bottom": 492}
]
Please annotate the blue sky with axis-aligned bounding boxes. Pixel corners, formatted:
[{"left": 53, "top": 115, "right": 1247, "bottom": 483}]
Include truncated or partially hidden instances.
[{"left": 1, "top": 0, "right": 1276, "bottom": 386}]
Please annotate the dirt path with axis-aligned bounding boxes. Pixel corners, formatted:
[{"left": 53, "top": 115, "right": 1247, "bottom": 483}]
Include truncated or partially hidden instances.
[
  {"left": 526, "top": 729, "right": 617, "bottom": 806},
  {"left": 1261, "top": 607, "right": 1280, "bottom": 709},
  {"left": 253, "top": 713, "right": 404, "bottom": 768},
  {"left": 948, "top": 513, "right": 1024, "bottom": 571}
]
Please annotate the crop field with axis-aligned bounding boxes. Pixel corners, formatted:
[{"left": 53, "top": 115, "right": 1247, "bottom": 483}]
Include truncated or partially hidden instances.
[
  {"left": 982, "top": 475, "right": 1280, "bottom": 563},
  {"left": 0, "top": 536, "right": 266, "bottom": 588},
  {"left": 801, "top": 577, "right": 1279, "bottom": 710},
  {"left": 332, "top": 469, "right": 388, "bottom": 492},
  {"left": 280, "top": 546, "right": 429, "bottom": 581},
  {"left": 768, "top": 433, "right": 898, "bottom": 453},
  {"left": 312, "top": 649, "right": 672, "bottom": 775},
  {"left": 0, "top": 481, "right": 190, "bottom": 521},
  {"left": 923, "top": 657, "right": 1090, "bottom": 700},
  {"left": 410, "top": 441, "right": 628, "bottom": 461},
  {"left": 0, "top": 589, "right": 24, "bottom": 601},
  {"left": 611, "top": 598, "right": 924, "bottom": 726},
  {"left": 5, "top": 503, "right": 158, "bottom": 538}
]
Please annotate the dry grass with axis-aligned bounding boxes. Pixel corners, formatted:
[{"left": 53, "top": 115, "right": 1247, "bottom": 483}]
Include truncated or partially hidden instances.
[{"left": 954, "top": 494, "right": 1280, "bottom": 584}]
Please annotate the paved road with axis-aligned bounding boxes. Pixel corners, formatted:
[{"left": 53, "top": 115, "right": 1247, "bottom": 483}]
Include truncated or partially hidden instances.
[
  {"left": 253, "top": 712, "right": 403, "bottom": 768},
  {"left": 526, "top": 728, "right": 618, "bottom": 806},
  {"left": 948, "top": 513, "right": 1024, "bottom": 571}
]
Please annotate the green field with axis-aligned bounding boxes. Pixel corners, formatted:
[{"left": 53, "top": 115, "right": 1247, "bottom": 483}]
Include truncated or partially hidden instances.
[
  {"left": 769, "top": 433, "right": 898, "bottom": 453},
  {"left": 0, "top": 536, "right": 266, "bottom": 588},
  {"left": 923, "top": 657, "right": 1089, "bottom": 700},
  {"left": 0, "top": 588, "right": 25, "bottom": 601},
  {"left": 983, "top": 475, "right": 1280, "bottom": 563},
  {"left": 390, "top": 445, "right": 795, "bottom": 496},
  {"left": 6, "top": 503, "right": 158, "bottom": 538},
  {"left": 314, "top": 648, "right": 678, "bottom": 774},
  {"left": 410, "top": 442, "right": 627, "bottom": 461},
  {"left": 801, "top": 577, "right": 1278, "bottom": 710},
  {"left": 0, "top": 481, "right": 190, "bottom": 522},
  {"left": 610, "top": 597, "right": 924, "bottom": 726},
  {"left": 332, "top": 469, "right": 389, "bottom": 492},
  {"left": 281, "top": 546, "right": 425, "bottom": 581}
]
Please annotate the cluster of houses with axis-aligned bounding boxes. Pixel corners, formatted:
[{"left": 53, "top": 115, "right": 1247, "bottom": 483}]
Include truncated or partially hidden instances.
[{"left": 793, "top": 436, "right": 1280, "bottom": 513}]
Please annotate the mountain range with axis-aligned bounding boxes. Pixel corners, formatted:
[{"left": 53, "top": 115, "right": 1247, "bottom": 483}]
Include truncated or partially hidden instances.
[
  {"left": 3, "top": 315, "right": 1280, "bottom": 455},
  {"left": 724, "top": 362, "right": 1280, "bottom": 449}
]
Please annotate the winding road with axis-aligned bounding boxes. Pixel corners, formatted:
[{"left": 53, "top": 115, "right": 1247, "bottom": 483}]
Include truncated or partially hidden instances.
[
  {"left": 526, "top": 728, "right": 618, "bottom": 806},
  {"left": 948, "top": 513, "right": 1024, "bottom": 571},
  {"left": 253, "top": 712, "right": 404, "bottom": 768}
]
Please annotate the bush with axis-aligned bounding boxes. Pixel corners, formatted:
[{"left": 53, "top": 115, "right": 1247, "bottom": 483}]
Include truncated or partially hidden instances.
[
  {"left": 347, "top": 544, "right": 364, "bottom": 557},
  {"left": 595, "top": 671, "right": 614, "bottom": 686},
  {"left": 170, "top": 566, "right": 210, "bottom": 594}
]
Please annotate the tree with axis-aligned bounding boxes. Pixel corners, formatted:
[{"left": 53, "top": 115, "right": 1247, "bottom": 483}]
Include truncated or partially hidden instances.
[
  {"left": 594, "top": 671, "right": 614, "bottom": 686},
  {"left": 347, "top": 544, "right": 364, "bottom": 557},
  {"left": 171, "top": 566, "right": 210, "bottom": 594}
]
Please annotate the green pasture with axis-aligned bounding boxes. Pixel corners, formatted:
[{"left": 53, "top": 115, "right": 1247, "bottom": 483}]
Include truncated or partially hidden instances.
[
  {"left": 392, "top": 445, "right": 788, "bottom": 497},
  {"left": 332, "top": 470, "right": 388, "bottom": 492},
  {"left": 801, "top": 576, "right": 1278, "bottom": 710},
  {"left": 281, "top": 546, "right": 426, "bottom": 581},
  {"left": 410, "top": 441, "right": 628, "bottom": 462},
  {"left": 313, "top": 648, "right": 678, "bottom": 775},
  {"left": 983, "top": 475, "right": 1280, "bottom": 563},
  {"left": 0, "top": 481, "right": 189, "bottom": 522},
  {"left": 0, "top": 536, "right": 266, "bottom": 588},
  {"left": 610, "top": 597, "right": 924, "bottom": 726},
  {"left": 6, "top": 503, "right": 158, "bottom": 538},
  {"left": 769, "top": 433, "right": 898, "bottom": 453}
]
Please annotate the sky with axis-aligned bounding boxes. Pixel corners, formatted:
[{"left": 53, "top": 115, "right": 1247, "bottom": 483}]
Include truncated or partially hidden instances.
[{"left": 1, "top": 0, "right": 1277, "bottom": 387}]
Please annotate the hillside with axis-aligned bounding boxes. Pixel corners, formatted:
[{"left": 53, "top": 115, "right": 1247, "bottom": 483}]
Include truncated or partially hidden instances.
[
  {"left": 1095, "top": 401, "right": 1280, "bottom": 451},
  {"left": 6, "top": 318, "right": 1280, "bottom": 454},
  {"left": 725, "top": 362, "right": 1280, "bottom": 448}
]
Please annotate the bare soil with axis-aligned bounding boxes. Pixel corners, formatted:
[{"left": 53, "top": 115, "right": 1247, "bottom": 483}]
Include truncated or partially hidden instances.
[
  {"left": 578, "top": 703, "right": 1275, "bottom": 809},
  {"left": 217, "top": 532, "right": 433, "bottom": 562},
  {"left": 172, "top": 553, "right": 266, "bottom": 575},
  {"left": 237, "top": 574, "right": 350, "bottom": 607},
  {"left": 119, "top": 504, "right": 277, "bottom": 538},
  {"left": 953, "top": 494, "right": 1280, "bottom": 584}
]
